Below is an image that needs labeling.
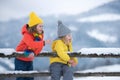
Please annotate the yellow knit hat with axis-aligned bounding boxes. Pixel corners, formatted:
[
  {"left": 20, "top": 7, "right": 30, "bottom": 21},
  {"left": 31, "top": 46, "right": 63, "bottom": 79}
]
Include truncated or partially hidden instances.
[{"left": 28, "top": 12, "right": 43, "bottom": 27}]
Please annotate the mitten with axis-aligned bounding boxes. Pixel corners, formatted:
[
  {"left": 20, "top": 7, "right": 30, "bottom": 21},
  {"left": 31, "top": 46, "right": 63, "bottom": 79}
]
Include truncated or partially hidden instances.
[{"left": 24, "top": 49, "right": 32, "bottom": 57}]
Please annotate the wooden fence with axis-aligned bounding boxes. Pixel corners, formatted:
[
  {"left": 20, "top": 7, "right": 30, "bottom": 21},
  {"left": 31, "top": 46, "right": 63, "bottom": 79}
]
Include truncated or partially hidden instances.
[
  {"left": 0, "top": 52, "right": 120, "bottom": 58},
  {"left": 0, "top": 52, "right": 120, "bottom": 78}
]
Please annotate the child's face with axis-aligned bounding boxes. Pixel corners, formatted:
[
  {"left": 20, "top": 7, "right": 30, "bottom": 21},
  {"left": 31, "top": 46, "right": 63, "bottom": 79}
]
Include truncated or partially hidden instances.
[
  {"left": 36, "top": 24, "right": 43, "bottom": 34},
  {"left": 64, "top": 34, "right": 72, "bottom": 44}
]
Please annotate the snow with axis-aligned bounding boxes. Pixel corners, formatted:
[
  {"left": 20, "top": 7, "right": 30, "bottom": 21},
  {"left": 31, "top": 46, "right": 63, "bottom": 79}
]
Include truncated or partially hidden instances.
[
  {"left": 0, "top": 70, "right": 50, "bottom": 74},
  {"left": 77, "top": 14, "right": 120, "bottom": 22},
  {"left": 79, "top": 64, "right": 120, "bottom": 72},
  {"left": 0, "top": 48, "right": 15, "bottom": 55},
  {"left": 0, "top": 70, "right": 51, "bottom": 74},
  {"left": 0, "top": 58, "right": 14, "bottom": 70},
  {"left": 79, "top": 48, "right": 120, "bottom": 54},
  {"left": 0, "top": 48, "right": 120, "bottom": 80},
  {"left": 0, "top": 65, "right": 7, "bottom": 72},
  {"left": 74, "top": 64, "right": 120, "bottom": 80},
  {"left": 0, "top": 71, "right": 39, "bottom": 74},
  {"left": 0, "top": 48, "right": 24, "bottom": 55},
  {"left": 0, "top": 64, "right": 120, "bottom": 80},
  {"left": 0, "top": 48, "right": 120, "bottom": 55},
  {"left": 87, "top": 29, "right": 117, "bottom": 43}
]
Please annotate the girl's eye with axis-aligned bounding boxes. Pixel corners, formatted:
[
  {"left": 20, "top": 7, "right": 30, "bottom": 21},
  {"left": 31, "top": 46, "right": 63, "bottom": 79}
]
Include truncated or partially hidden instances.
[{"left": 39, "top": 25, "right": 43, "bottom": 27}]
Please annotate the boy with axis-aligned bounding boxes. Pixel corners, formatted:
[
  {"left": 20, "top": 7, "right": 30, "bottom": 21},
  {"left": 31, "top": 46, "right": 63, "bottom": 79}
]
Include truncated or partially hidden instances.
[{"left": 50, "top": 21, "right": 78, "bottom": 80}]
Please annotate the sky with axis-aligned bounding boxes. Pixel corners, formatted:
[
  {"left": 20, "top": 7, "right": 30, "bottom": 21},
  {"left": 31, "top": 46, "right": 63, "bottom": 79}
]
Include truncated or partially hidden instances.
[{"left": 0, "top": 0, "right": 113, "bottom": 22}]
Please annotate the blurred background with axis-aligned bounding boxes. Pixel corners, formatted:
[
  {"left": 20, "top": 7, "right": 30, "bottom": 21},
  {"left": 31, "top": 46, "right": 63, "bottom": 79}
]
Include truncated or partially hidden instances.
[{"left": 0, "top": 0, "right": 120, "bottom": 80}]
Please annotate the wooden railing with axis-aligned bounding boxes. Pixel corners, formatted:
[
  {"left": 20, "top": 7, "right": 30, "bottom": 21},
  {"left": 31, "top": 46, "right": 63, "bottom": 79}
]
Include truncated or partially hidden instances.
[
  {"left": 0, "top": 52, "right": 120, "bottom": 58},
  {"left": 0, "top": 71, "right": 120, "bottom": 78},
  {"left": 0, "top": 51, "right": 120, "bottom": 78}
]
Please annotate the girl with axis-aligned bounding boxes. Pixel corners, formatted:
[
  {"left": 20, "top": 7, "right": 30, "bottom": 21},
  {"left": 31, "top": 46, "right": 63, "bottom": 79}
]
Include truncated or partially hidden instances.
[
  {"left": 50, "top": 21, "right": 78, "bottom": 80},
  {"left": 15, "top": 12, "right": 50, "bottom": 80}
]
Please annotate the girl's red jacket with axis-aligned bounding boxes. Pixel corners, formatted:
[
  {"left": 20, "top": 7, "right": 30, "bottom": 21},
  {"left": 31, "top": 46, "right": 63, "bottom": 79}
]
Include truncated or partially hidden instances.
[{"left": 16, "top": 24, "right": 44, "bottom": 61}]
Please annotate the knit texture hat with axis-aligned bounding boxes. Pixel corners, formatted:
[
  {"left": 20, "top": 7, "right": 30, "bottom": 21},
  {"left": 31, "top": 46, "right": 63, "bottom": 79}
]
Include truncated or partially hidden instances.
[
  {"left": 28, "top": 12, "right": 43, "bottom": 27},
  {"left": 57, "top": 20, "right": 71, "bottom": 37}
]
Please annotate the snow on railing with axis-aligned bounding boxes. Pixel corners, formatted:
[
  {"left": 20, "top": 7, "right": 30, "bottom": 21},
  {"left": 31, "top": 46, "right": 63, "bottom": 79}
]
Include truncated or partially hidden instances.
[{"left": 0, "top": 48, "right": 120, "bottom": 58}]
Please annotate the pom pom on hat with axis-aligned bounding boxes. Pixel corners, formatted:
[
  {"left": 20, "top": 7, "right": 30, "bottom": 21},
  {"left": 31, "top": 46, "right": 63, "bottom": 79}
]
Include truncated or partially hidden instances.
[{"left": 28, "top": 12, "right": 43, "bottom": 27}]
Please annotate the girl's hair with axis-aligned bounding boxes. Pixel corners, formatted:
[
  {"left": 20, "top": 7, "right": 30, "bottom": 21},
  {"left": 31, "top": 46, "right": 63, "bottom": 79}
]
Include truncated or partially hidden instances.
[
  {"left": 27, "top": 24, "right": 44, "bottom": 34},
  {"left": 27, "top": 24, "right": 38, "bottom": 33}
]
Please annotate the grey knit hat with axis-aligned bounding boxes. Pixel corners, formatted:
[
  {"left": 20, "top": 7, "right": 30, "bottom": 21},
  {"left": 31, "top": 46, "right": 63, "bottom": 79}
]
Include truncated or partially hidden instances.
[{"left": 57, "top": 20, "right": 71, "bottom": 37}]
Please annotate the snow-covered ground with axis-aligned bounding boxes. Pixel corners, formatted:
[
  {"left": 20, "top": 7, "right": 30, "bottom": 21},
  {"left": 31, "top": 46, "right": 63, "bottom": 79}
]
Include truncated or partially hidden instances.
[
  {"left": 0, "top": 58, "right": 14, "bottom": 72},
  {"left": 74, "top": 64, "right": 120, "bottom": 80},
  {"left": 79, "top": 64, "right": 120, "bottom": 72},
  {"left": 0, "top": 64, "right": 120, "bottom": 80}
]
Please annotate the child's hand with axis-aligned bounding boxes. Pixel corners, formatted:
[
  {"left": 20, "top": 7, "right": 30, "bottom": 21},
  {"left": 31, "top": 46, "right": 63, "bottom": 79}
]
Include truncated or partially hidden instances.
[
  {"left": 71, "top": 62, "right": 77, "bottom": 67},
  {"left": 28, "top": 53, "right": 34, "bottom": 59},
  {"left": 45, "top": 40, "right": 51, "bottom": 44},
  {"left": 68, "top": 59, "right": 77, "bottom": 67},
  {"left": 68, "top": 59, "right": 74, "bottom": 64}
]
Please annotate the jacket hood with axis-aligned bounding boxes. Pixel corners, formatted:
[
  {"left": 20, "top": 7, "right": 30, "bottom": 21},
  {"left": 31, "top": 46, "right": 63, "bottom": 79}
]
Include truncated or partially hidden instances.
[{"left": 21, "top": 24, "right": 29, "bottom": 35}]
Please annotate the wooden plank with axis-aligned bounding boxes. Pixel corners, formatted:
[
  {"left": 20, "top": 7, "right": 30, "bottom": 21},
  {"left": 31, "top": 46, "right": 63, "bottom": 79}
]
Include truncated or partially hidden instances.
[
  {"left": 0, "top": 71, "right": 120, "bottom": 78},
  {"left": 74, "top": 72, "right": 120, "bottom": 77},
  {"left": 0, "top": 52, "right": 120, "bottom": 58}
]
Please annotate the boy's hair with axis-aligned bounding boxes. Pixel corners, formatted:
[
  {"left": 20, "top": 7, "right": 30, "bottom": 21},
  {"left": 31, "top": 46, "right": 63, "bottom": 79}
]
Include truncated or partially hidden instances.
[
  {"left": 59, "top": 36, "right": 66, "bottom": 42},
  {"left": 59, "top": 36, "right": 64, "bottom": 38}
]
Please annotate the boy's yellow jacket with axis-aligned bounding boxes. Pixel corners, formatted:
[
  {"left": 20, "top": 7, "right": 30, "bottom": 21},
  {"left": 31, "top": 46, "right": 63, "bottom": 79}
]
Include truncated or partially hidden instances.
[{"left": 50, "top": 39, "right": 78, "bottom": 65}]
